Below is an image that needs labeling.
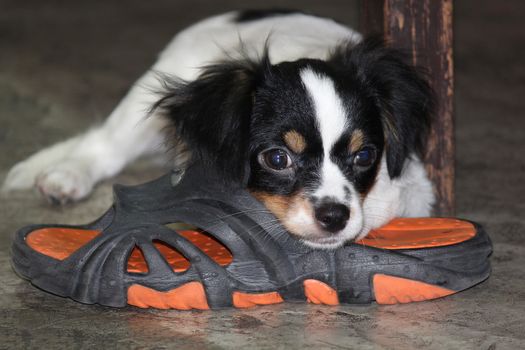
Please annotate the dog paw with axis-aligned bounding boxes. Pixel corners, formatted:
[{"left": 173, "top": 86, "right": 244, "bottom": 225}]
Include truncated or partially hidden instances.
[
  {"left": 3, "top": 137, "right": 82, "bottom": 194},
  {"left": 35, "top": 163, "right": 94, "bottom": 205},
  {"left": 2, "top": 160, "right": 40, "bottom": 192}
]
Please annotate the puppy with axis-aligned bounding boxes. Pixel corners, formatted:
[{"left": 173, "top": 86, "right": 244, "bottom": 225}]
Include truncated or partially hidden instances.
[{"left": 3, "top": 10, "right": 435, "bottom": 249}]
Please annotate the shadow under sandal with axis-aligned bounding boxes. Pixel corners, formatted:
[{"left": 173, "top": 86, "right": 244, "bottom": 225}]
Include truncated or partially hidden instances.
[{"left": 11, "top": 164, "right": 492, "bottom": 310}]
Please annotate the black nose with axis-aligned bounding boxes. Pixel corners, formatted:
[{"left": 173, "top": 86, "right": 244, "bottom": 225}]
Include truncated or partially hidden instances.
[{"left": 314, "top": 202, "right": 350, "bottom": 233}]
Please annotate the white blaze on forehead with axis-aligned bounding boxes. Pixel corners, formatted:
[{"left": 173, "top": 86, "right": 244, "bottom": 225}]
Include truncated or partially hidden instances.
[
  {"left": 300, "top": 68, "right": 350, "bottom": 202},
  {"left": 300, "top": 68, "right": 348, "bottom": 152}
]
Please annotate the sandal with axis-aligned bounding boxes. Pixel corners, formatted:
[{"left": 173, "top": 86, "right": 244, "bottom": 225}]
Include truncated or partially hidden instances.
[{"left": 11, "top": 164, "right": 492, "bottom": 309}]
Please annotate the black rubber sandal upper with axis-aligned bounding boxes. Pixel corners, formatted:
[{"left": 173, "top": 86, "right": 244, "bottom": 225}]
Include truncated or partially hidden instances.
[{"left": 11, "top": 163, "right": 492, "bottom": 308}]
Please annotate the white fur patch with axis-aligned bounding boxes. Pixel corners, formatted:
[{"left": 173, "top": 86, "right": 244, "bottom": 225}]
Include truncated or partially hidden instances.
[
  {"left": 300, "top": 68, "right": 349, "bottom": 202},
  {"left": 358, "top": 155, "right": 435, "bottom": 241},
  {"left": 314, "top": 160, "right": 348, "bottom": 202},
  {"left": 300, "top": 69, "right": 347, "bottom": 153}
]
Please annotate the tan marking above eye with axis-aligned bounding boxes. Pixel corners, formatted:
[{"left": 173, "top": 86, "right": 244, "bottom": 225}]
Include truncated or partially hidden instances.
[
  {"left": 349, "top": 129, "right": 365, "bottom": 153},
  {"left": 283, "top": 130, "right": 307, "bottom": 154}
]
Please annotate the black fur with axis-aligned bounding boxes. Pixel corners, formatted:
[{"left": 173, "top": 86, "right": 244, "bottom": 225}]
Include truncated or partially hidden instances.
[
  {"left": 234, "top": 9, "right": 301, "bottom": 23},
  {"left": 153, "top": 57, "right": 268, "bottom": 184},
  {"left": 247, "top": 57, "right": 385, "bottom": 197},
  {"left": 248, "top": 59, "right": 324, "bottom": 196},
  {"left": 330, "top": 37, "right": 434, "bottom": 178},
  {"left": 155, "top": 37, "right": 433, "bottom": 196}
]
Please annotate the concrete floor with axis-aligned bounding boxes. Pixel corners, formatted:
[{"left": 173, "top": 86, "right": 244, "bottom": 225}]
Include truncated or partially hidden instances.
[{"left": 1, "top": 1, "right": 524, "bottom": 349}]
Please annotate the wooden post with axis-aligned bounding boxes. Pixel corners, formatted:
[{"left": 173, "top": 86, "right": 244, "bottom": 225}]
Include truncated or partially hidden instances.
[{"left": 360, "top": 0, "right": 455, "bottom": 216}]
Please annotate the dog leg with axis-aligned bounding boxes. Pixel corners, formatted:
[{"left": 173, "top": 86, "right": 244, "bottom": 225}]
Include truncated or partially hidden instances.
[
  {"left": 2, "top": 15, "right": 225, "bottom": 203},
  {"left": 2, "top": 14, "right": 230, "bottom": 203},
  {"left": 3, "top": 72, "right": 168, "bottom": 204}
]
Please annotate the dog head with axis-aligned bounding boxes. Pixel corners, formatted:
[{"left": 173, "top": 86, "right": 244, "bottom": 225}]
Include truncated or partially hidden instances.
[{"left": 155, "top": 38, "right": 433, "bottom": 249}]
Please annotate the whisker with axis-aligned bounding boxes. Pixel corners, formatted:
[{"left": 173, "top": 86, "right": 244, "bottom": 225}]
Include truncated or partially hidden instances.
[{"left": 213, "top": 208, "right": 274, "bottom": 220}]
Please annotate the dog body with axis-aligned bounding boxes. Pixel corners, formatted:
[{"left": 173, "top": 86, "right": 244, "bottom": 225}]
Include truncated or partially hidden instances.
[{"left": 4, "top": 10, "right": 435, "bottom": 248}]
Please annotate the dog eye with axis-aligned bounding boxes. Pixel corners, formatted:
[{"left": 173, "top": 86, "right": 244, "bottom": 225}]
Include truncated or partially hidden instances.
[
  {"left": 353, "top": 147, "right": 377, "bottom": 168},
  {"left": 260, "top": 149, "right": 293, "bottom": 171}
]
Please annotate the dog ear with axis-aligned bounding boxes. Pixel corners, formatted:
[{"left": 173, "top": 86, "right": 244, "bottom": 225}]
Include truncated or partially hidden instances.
[
  {"left": 331, "top": 37, "right": 434, "bottom": 178},
  {"left": 153, "top": 57, "right": 266, "bottom": 184}
]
